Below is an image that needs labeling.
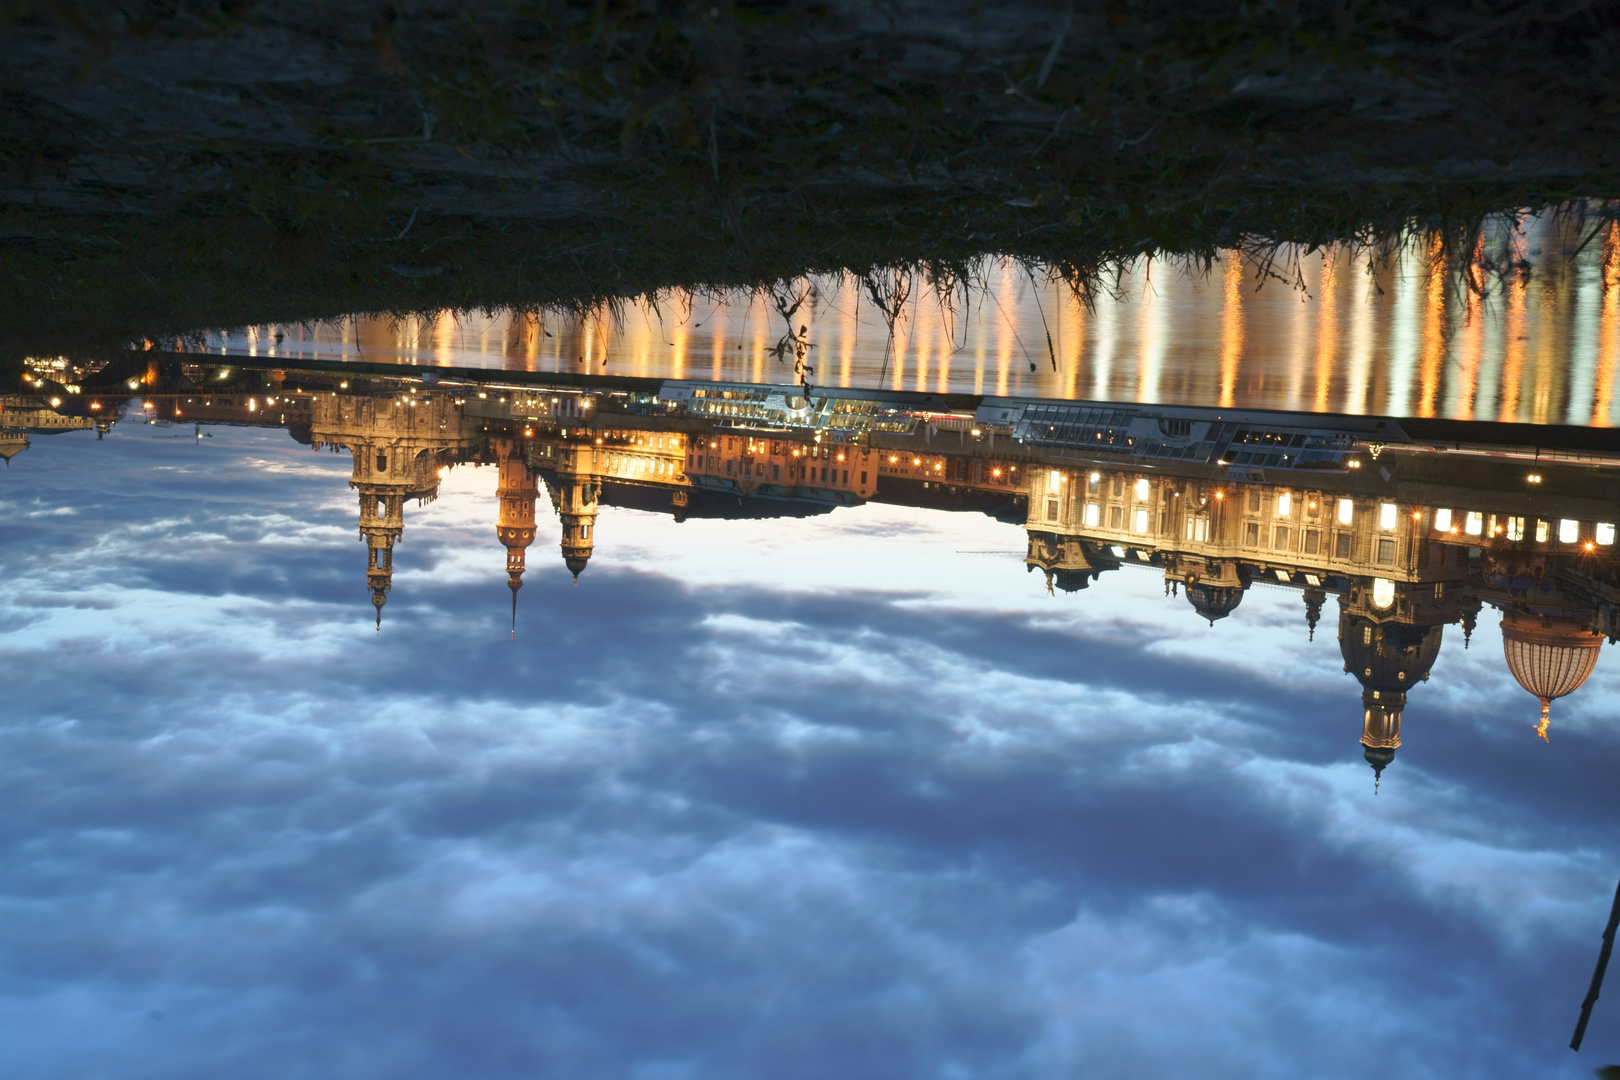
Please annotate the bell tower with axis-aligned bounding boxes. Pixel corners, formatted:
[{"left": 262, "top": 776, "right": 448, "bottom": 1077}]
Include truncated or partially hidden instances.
[
  {"left": 359, "top": 488, "right": 404, "bottom": 627},
  {"left": 311, "top": 391, "right": 478, "bottom": 626},
  {"left": 557, "top": 474, "right": 599, "bottom": 582},
  {"left": 1336, "top": 584, "right": 1447, "bottom": 792},
  {"left": 494, "top": 438, "right": 539, "bottom": 630}
]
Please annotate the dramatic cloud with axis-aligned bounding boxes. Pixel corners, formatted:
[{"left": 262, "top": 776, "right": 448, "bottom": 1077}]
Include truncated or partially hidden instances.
[{"left": 0, "top": 423, "right": 1617, "bottom": 1079}]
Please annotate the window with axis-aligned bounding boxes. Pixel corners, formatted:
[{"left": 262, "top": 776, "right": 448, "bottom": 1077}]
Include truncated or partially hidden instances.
[
  {"left": 842, "top": 471, "right": 849, "bottom": 484},
  {"left": 1598, "top": 523, "right": 1616, "bottom": 545},
  {"left": 1109, "top": 506, "right": 1123, "bottom": 529},
  {"left": 1337, "top": 498, "right": 1354, "bottom": 525},
  {"left": 1536, "top": 519, "right": 1550, "bottom": 543},
  {"left": 1088, "top": 472, "right": 1100, "bottom": 494},
  {"left": 1133, "top": 509, "right": 1149, "bottom": 533},
  {"left": 1434, "top": 508, "right": 1452, "bottom": 532},
  {"left": 1377, "top": 538, "right": 1396, "bottom": 564},
  {"left": 1135, "top": 478, "right": 1150, "bottom": 502},
  {"left": 376, "top": 454, "right": 387, "bottom": 471},
  {"left": 1274, "top": 526, "right": 1291, "bottom": 550},
  {"left": 1434, "top": 582, "right": 1445, "bottom": 599},
  {"left": 1185, "top": 515, "right": 1208, "bottom": 541},
  {"left": 1047, "top": 500, "right": 1060, "bottom": 521},
  {"left": 1304, "top": 529, "right": 1320, "bottom": 555},
  {"left": 1248, "top": 491, "right": 1261, "bottom": 513},
  {"left": 1084, "top": 503, "right": 1101, "bottom": 528},
  {"left": 1465, "top": 511, "right": 1483, "bottom": 536},
  {"left": 1048, "top": 470, "right": 1062, "bottom": 494},
  {"left": 1560, "top": 519, "right": 1580, "bottom": 544},
  {"left": 1111, "top": 476, "right": 1123, "bottom": 497},
  {"left": 1371, "top": 578, "right": 1396, "bottom": 609},
  {"left": 1336, "top": 532, "right": 1353, "bottom": 559},
  {"left": 1506, "top": 515, "right": 1525, "bottom": 541},
  {"left": 1244, "top": 522, "right": 1261, "bottom": 546},
  {"left": 1380, "top": 503, "right": 1398, "bottom": 531},
  {"left": 1277, "top": 493, "right": 1292, "bottom": 517}
]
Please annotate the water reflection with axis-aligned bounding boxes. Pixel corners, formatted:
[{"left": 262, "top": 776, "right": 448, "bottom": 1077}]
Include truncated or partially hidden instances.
[{"left": 180, "top": 217, "right": 1620, "bottom": 425}]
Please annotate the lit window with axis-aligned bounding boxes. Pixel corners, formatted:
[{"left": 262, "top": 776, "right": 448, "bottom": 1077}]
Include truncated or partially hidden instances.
[
  {"left": 1598, "top": 523, "right": 1616, "bottom": 546},
  {"left": 1379, "top": 503, "right": 1398, "bottom": 531},
  {"left": 1084, "top": 503, "right": 1100, "bottom": 528},
  {"left": 1434, "top": 508, "right": 1452, "bottom": 532},
  {"left": 1560, "top": 519, "right": 1580, "bottom": 544},
  {"left": 1465, "top": 511, "right": 1483, "bottom": 536},
  {"left": 1048, "top": 470, "right": 1062, "bottom": 494},
  {"left": 1337, "top": 498, "right": 1354, "bottom": 525},
  {"left": 1088, "top": 472, "right": 1100, "bottom": 493},
  {"left": 1277, "top": 493, "right": 1291, "bottom": 517},
  {"left": 1536, "top": 519, "right": 1550, "bottom": 543},
  {"left": 1110, "top": 545, "right": 1126, "bottom": 558},
  {"left": 1507, "top": 516, "right": 1525, "bottom": 541},
  {"left": 1133, "top": 509, "right": 1149, "bottom": 533},
  {"left": 1134, "top": 478, "right": 1150, "bottom": 502},
  {"left": 1371, "top": 578, "right": 1396, "bottom": 609}
]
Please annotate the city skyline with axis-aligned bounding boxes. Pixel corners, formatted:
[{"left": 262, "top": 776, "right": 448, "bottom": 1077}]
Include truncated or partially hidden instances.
[{"left": 8, "top": 363, "right": 1618, "bottom": 789}]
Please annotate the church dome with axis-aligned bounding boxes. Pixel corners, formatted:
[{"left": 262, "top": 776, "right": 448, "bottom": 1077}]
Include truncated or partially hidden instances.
[
  {"left": 1500, "top": 608, "right": 1603, "bottom": 740},
  {"left": 1338, "top": 612, "right": 1443, "bottom": 695},
  {"left": 1047, "top": 568, "right": 1095, "bottom": 593},
  {"left": 1185, "top": 582, "right": 1245, "bottom": 625},
  {"left": 564, "top": 553, "right": 591, "bottom": 580}
]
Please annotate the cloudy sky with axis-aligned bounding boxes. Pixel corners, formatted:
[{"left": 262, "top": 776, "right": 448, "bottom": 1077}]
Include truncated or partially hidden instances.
[{"left": 1, "top": 419, "right": 1618, "bottom": 1079}]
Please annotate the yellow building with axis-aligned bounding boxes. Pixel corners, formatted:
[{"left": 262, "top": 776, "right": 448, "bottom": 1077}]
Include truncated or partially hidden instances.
[{"left": 311, "top": 392, "right": 478, "bottom": 626}]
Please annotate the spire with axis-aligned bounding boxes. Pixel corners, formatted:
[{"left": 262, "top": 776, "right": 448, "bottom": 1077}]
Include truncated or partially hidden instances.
[
  {"left": 509, "top": 576, "right": 520, "bottom": 639},
  {"left": 1303, "top": 588, "right": 1326, "bottom": 642},
  {"left": 1535, "top": 697, "right": 1551, "bottom": 742},
  {"left": 1459, "top": 594, "right": 1481, "bottom": 648},
  {"left": 372, "top": 587, "right": 386, "bottom": 631}
]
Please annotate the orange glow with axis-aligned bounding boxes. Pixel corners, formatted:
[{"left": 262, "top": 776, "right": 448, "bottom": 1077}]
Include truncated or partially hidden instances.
[
  {"left": 1218, "top": 256, "right": 1244, "bottom": 409},
  {"left": 1417, "top": 234, "right": 1446, "bottom": 417}
]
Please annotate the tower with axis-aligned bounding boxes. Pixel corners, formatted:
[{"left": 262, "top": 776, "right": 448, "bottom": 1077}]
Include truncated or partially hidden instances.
[
  {"left": 494, "top": 438, "right": 538, "bottom": 632},
  {"left": 358, "top": 487, "right": 403, "bottom": 627},
  {"left": 310, "top": 392, "right": 478, "bottom": 627},
  {"left": 556, "top": 474, "right": 599, "bottom": 582},
  {"left": 1337, "top": 592, "right": 1446, "bottom": 792}
]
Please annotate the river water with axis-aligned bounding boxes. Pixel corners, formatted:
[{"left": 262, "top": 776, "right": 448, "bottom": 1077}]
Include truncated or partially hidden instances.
[{"left": 189, "top": 215, "right": 1620, "bottom": 426}]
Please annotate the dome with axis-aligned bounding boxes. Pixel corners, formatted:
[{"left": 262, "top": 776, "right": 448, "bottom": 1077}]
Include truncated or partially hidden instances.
[
  {"left": 1186, "top": 583, "right": 1245, "bottom": 625},
  {"left": 1500, "top": 609, "right": 1603, "bottom": 740},
  {"left": 1338, "top": 612, "right": 1443, "bottom": 696},
  {"left": 1047, "top": 568, "right": 1095, "bottom": 593},
  {"left": 564, "top": 553, "right": 591, "bottom": 580},
  {"left": 1363, "top": 742, "right": 1396, "bottom": 786}
]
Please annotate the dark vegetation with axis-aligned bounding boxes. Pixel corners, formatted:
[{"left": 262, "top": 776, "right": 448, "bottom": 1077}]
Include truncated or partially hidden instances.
[{"left": 1, "top": 0, "right": 1618, "bottom": 369}]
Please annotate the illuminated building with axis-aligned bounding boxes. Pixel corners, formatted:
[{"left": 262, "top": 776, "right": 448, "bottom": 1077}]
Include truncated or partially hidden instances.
[
  {"left": 311, "top": 392, "right": 477, "bottom": 626},
  {"left": 493, "top": 437, "right": 538, "bottom": 632}
]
